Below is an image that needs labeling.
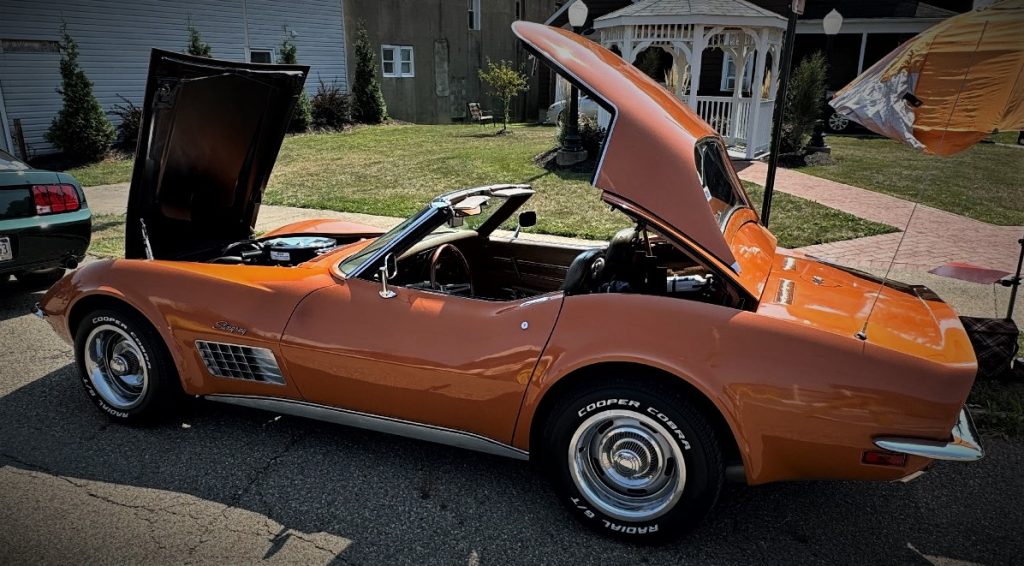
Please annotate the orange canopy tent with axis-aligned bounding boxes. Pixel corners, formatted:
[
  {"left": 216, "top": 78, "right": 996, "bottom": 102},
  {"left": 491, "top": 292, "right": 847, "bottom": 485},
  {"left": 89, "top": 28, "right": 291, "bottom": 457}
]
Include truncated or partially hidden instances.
[{"left": 830, "top": 0, "right": 1024, "bottom": 156}]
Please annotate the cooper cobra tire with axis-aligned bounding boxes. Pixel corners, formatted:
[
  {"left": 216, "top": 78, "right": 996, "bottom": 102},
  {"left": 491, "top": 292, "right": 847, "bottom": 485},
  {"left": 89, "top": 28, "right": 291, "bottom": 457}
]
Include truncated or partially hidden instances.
[
  {"left": 73, "top": 308, "right": 182, "bottom": 424},
  {"left": 542, "top": 377, "right": 723, "bottom": 542}
]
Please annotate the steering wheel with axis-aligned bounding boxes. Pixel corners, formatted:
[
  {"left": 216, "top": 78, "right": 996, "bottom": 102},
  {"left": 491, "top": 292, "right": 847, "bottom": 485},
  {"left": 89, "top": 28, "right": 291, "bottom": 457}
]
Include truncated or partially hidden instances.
[{"left": 429, "top": 243, "right": 474, "bottom": 296}]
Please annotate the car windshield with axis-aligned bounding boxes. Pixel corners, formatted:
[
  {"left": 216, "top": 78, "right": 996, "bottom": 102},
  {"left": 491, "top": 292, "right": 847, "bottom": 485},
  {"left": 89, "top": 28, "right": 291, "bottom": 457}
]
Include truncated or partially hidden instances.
[
  {"left": 338, "top": 207, "right": 432, "bottom": 275},
  {"left": 694, "top": 138, "right": 750, "bottom": 229},
  {"left": 0, "top": 149, "right": 29, "bottom": 171},
  {"left": 337, "top": 191, "right": 517, "bottom": 276}
]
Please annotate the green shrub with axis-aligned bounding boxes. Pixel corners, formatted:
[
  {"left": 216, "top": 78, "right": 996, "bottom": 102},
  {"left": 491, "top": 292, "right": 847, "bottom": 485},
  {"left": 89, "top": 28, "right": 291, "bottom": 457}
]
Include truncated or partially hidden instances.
[
  {"left": 557, "top": 113, "right": 607, "bottom": 157},
  {"left": 279, "top": 40, "right": 312, "bottom": 133},
  {"left": 45, "top": 23, "right": 115, "bottom": 163},
  {"left": 351, "top": 23, "right": 387, "bottom": 124},
  {"left": 311, "top": 79, "right": 351, "bottom": 130},
  {"left": 111, "top": 95, "right": 141, "bottom": 153},
  {"left": 780, "top": 51, "right": 827, "bottom": 153},
  {"left": 186, "top": 19, "right": 212, "bottom": 57}
]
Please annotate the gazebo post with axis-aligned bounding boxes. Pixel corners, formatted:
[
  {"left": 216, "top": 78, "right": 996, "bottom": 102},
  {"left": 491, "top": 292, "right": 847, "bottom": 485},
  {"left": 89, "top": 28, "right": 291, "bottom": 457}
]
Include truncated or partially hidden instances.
[
  {"left": 729, "top": 44, "right": 748, "bottom": 144},
  {"left": 622, "top": 24, "right": 635, "bottom": 65},
  {"left": 747, "top": 33, "right": 768, "bottom": 159},
  {"left": 689, "top": 25, "right": 705, "bottom": 109}
]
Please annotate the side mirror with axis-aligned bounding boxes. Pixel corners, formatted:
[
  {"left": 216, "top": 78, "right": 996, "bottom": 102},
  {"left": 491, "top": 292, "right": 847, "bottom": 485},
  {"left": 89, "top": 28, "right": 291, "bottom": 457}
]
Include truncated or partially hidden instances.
[
  {"left": 379, "top": 253, "right": 398, "bottom": 299},
  {"left": 513, "top": 211, "right": 537, "bottom": 240}
]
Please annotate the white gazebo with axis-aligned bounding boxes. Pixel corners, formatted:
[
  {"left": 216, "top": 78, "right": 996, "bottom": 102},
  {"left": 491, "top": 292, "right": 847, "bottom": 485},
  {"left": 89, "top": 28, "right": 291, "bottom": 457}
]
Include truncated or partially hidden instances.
[{"left": 593, "top": 0, "right": 786, "bottom": 159}]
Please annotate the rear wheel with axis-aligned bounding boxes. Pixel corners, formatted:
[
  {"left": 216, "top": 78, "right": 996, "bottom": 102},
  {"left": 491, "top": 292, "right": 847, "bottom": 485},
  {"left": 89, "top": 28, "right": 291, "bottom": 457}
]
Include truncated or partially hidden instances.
[
  {"left": 73, "top": 308, "right": 182, "bottom": 423},
  {"left": 541, "top": 377, "right": 723, "bottom": 542}
]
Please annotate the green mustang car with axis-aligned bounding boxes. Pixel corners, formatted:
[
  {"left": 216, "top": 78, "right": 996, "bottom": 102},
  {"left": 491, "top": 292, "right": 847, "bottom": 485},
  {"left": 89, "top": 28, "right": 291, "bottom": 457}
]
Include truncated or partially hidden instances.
[{"left": 0, "top": 149, "right": 91, "bottom": 285}]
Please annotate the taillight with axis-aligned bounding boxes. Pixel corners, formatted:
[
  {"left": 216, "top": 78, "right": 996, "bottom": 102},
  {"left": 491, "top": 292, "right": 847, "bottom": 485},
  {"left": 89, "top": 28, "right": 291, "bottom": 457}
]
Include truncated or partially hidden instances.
[{"left": 32, "top": 184, "right": 81, "bottom": 215}]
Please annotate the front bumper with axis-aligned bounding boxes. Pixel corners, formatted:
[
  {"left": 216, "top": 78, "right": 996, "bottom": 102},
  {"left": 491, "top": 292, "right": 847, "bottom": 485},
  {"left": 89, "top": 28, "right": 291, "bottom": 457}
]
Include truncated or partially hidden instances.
[{"left": 874, "top": 408, "right": 984, "bottom": 462}]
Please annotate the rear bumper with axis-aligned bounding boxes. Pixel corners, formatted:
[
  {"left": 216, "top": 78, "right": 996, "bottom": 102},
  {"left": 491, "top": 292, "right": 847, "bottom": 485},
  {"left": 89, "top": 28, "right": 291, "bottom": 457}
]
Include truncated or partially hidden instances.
[
  {"left": 874, "top": 408, "right": 984, "bottom": 462},
  {"left": 0, "top": 209, "right": 91, "bottom": 275}
]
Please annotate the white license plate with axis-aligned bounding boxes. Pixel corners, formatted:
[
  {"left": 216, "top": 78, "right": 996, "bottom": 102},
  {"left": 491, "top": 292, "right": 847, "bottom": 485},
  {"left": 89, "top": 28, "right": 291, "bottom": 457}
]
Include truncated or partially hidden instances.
[{"left": 0, "top": 237, "right": 11, "bottom": 262}]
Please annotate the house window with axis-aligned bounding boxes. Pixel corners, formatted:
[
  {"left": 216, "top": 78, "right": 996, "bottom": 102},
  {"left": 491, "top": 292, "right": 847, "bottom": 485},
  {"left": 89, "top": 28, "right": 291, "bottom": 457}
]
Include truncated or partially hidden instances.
[
  {"left": 468, "top": 0, "right": 481, "bottom": 30},
  {"left": 720, "top": 52, "right": 754, "bottom": 93},
  {"left": 516, "top": 1, "right": 523, "bottom": 20},
  {"left": 381, "top": 45, "right": 414, "bottom": 78},
  {"left": 248, "top": 49, "right": 273, "bottom": 64}
]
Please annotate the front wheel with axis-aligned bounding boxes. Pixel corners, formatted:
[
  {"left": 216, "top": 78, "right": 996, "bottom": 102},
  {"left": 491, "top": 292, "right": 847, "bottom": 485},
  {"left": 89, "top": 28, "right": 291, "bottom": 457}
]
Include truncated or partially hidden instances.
[
  {"left": 73, "top": 308, "right": 182, "bottom": 423},
  {"left": 541, "top": 380, "right": 723, "bottom": 542}
]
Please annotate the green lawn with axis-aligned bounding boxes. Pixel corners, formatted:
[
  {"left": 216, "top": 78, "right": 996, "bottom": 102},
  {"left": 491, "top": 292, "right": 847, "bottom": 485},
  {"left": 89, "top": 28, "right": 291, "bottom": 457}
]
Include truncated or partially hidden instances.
[
  {"left": 801, "top": 135, "right": 1024, "bottom": 226},
  {"left": 987, "top": 130, "right": 1021, "bottom": 145},
  {"left": 71, "top": 124, "right": 892, "bottom": 247},
  {"left": 68, "top": 155, "right": 133, "bottom": 187},
  {"left": 89, "top": 214, "right": 127, "bottom": 258}
]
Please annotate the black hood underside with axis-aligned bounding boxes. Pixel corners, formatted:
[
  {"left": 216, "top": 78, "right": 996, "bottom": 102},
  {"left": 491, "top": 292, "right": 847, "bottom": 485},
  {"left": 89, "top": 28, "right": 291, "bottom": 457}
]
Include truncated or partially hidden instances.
[{"left": 125, "top": 49, "right": 308, "bottom": 260}]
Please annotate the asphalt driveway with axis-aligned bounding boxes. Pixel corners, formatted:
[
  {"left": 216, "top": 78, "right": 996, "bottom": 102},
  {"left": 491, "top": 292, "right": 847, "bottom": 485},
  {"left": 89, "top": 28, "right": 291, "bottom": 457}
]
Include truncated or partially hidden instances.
[{"left": 1, "top": 277, "right": 1022, "bottom": 565}]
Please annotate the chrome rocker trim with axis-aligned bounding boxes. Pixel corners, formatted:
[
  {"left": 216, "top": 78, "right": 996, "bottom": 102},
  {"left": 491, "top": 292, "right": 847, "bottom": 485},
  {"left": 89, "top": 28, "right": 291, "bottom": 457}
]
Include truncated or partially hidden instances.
[
  {"left": 205, "top": 394, "right": 530, "bottom": 461},
  {"left": 874, "top": 408, "right": 984, "bottom": 462},
  {"left": 32, "top": 303, "right": 47, "bottom": 319}
]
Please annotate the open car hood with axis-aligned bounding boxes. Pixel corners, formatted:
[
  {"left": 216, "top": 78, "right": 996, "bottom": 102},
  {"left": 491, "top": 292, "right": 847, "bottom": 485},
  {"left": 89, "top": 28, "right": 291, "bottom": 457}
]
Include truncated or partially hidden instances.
[
  {"left": 126, "top": 50, "right": 308, "bottom": 259},
  {"left": 512, "top": 22, "right": 738, "bottom": 270}
]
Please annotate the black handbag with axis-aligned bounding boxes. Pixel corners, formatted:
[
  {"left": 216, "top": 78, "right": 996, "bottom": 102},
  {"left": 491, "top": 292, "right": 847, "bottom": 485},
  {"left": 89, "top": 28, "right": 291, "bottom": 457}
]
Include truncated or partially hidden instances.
[{"left": 961, "top": 316, "right": 1021, "bottom": 379}]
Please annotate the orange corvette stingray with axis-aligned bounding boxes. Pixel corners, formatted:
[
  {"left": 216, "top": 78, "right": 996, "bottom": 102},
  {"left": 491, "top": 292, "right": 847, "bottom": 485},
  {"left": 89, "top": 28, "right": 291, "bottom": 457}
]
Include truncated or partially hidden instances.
[{"left": 35, "top": 23, "right": 982, "bottom": 541}]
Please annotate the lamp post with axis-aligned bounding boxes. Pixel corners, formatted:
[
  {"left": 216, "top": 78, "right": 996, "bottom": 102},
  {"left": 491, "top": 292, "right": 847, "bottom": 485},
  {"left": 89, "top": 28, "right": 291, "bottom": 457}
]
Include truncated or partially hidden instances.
[
  {"left": 807, "top": 8, "right": 843, "bottom": 151},
  {"left": 557, "top": 0, "right": 589, "bottom": 166},
  {"left": 823, "top": 9, "right": 844, "bottom": 78},
  {"left": 760, "top": 0, "right": 804, "bottom": 227}
]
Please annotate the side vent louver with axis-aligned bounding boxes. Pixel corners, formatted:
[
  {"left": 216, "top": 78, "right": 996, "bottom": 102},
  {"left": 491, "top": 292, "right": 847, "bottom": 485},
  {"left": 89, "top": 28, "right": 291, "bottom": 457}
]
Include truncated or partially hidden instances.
[{"left": 195, "top": 341, "right": 285, "bottom": 385}]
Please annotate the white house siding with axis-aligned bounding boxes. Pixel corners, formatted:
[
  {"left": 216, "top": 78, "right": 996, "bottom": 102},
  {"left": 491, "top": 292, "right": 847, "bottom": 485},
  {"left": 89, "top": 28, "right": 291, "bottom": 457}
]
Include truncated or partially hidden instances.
[{"left": 0, "top": 0, "right": 347, "bottom": 157}]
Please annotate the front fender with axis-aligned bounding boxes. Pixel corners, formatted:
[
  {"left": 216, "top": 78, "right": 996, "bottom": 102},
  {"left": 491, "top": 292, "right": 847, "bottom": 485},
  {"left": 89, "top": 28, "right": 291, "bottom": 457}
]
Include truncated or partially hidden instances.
[{"left": 41, "top": 258, "right": 336, "bottom": 398}]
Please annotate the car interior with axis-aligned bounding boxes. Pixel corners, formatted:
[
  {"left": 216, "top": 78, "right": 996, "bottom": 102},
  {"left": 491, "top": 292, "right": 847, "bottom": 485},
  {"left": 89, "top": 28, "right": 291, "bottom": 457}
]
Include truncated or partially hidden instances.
[
  {"left": 387, "top": 217, "right": 744, "bottom": 309},
  {"left": 202, "top": 186, "right": 745, "bottom": 310}
]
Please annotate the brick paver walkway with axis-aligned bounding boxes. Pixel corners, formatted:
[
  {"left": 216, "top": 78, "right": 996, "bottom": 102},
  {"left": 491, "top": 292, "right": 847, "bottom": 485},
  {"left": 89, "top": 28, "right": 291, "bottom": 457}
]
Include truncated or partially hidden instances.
[{"left": 735, "top": 161, "right": 1024, "bottom": 273}]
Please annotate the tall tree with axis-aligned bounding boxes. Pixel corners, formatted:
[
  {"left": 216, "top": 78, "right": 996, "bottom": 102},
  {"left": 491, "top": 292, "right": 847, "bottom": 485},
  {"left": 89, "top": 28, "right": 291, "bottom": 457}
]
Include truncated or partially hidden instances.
[
  {"left": 279, "top": 39, "right": 312, "bottom": 132},
  {"left": 478, "top": 59, "right": 529, "bottom": 133},
  {"left": 351, "top": 23, "right": 387, "bottom": 124},
  {"left": 186, "top": 18, "right": 212, "bottom": 57},
  {"left": 45, "top": 23, "right": 115, "bottom": 162}
]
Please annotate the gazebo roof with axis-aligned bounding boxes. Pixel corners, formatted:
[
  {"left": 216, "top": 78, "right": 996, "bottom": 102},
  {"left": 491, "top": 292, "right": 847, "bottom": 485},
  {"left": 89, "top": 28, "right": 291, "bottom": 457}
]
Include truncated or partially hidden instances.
[{"left": 594, "top": 0, "right": 787, "bottom": 28}]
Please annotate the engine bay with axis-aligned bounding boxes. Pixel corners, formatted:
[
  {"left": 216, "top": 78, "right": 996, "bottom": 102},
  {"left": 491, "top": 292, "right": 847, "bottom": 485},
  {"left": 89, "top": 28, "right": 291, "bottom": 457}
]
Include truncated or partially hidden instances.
[{"left": 208, "top": 236, "right": 348, "bottom": 266}]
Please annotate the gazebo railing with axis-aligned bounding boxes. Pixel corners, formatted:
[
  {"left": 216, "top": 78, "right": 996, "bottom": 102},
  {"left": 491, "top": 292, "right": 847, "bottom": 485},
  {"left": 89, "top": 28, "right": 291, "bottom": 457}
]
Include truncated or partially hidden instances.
[{"left": 694, "top": 96, "right": 774, "bottom": 158}]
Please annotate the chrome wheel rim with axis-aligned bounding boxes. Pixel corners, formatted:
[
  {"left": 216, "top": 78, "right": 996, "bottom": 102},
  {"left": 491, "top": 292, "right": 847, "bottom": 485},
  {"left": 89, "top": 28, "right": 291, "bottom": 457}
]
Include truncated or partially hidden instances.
[
  {"left": 569, "top": 410, "right": 686, "bottom": 522},
  {"left": 828, "top": 113, "right": 849, "bottom": 131},
  {"left": 84, "top": 324, "right": 148, "bottom": 410}
]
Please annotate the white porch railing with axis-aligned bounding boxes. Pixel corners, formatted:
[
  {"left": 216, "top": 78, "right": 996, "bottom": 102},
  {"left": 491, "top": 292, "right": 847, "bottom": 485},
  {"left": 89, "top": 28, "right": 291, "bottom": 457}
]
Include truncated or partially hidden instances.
[{"left": 694, "top": 96, "right": 774, "bottom": 159}]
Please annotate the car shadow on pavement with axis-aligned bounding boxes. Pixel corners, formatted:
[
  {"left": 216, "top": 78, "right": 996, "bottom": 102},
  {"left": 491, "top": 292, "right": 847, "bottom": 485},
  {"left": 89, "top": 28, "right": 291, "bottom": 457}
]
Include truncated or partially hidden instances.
[
  {"left": 0, "top": 365, "right": 1019, "bottom": 565},
  {"left": 0, "top": 277, "right": 52, "bottom": 323}
]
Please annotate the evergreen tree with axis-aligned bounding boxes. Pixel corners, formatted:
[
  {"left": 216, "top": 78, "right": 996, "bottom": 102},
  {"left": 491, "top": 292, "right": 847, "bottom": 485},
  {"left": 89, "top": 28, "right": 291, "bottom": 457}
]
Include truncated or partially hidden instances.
[
  {"left": 780, "top": 52, "right": 828, "bottom": 153},
  {"left": 351, "top": 23, "right": 387, "bottom": 124},
  {"left": 279, "top": 40, "right": 312, "bottom": 132},
  {"left": 186, "top": 18, "right": 212, "bottom": 57},
  {"left": 45, "top": 23, "right": 115, "bottom": 162}
]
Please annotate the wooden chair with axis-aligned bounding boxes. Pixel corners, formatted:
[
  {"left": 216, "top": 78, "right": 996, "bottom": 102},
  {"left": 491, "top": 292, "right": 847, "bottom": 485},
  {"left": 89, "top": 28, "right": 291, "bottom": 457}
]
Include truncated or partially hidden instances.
[{"left": 467, "top": 103, "right": 495, "bottom": 126}]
